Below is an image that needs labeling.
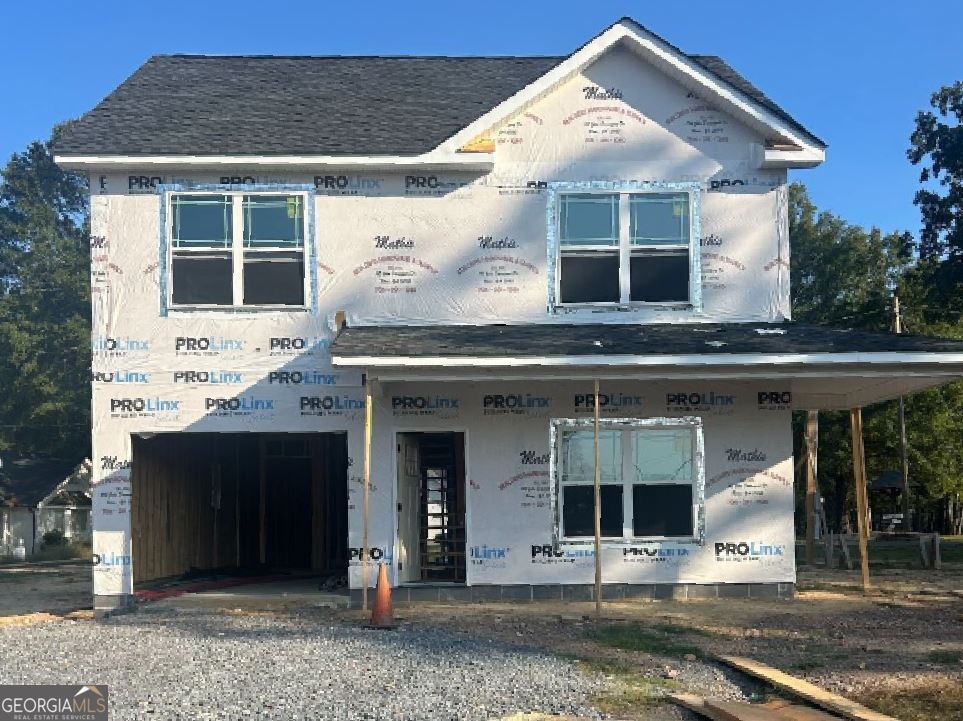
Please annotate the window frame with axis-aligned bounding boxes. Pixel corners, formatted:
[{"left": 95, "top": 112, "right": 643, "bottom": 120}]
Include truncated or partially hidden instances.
[
  {"left": 548, "top": 183, "right": 701, "bottom": 311},
  {"left": 549, "top": 416, "right": 705, "bottom": 547},
  {"left": 164, "top": 190, "right": 311, "bottom": 311}
]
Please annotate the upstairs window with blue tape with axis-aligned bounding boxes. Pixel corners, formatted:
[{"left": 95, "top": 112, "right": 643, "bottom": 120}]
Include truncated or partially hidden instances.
[
  {"left": 557, "top": 190, "right": 693, "bottom": 306},
  {"left": 169, "top": 193, "right": 306, "bottom": 308}
]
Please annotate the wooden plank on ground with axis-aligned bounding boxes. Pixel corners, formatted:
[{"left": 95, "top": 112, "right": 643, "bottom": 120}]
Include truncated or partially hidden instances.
[
  {"left": 717, "top": 656, "right": 898, "bottom": 721},
  {"left": 705, "top": 698, "right": 782, "bottom": 721},
  {"left": 669, "top": 694, "right": 723, "bottom": 720},
  {"left": 773, "top": 705, "right": 842, "bottom": 721}
]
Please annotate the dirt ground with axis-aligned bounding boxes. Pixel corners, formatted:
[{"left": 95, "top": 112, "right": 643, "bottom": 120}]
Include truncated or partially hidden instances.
[
  {"left": 0, "top": 561, "right": 91, "bottom": 619},
  {"left": 1, "top": 562, "right": 960, "bottom": 720},
  {"left": 408, "top": 567, "right": 963, "bottom": 720}
]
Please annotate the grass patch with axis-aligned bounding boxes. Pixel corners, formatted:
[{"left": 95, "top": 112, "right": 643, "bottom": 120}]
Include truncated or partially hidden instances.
[
  {"left": 795, "top": 536, "right": 963, "bottom": 567},
  {"left": 577, "top": 663, "right": 682, "bottom": 716},
  {"left": 857, "top": 679, "right": 963, "bottom": 721},
  {"left": 927, "top": 649, "right": 962, "bottom": 664},
  {"left": 650, "top": 622, "right": 714, "bottom": 637},
  {"left": 588, "top": 622, "right": 704, "bottom": 658}
]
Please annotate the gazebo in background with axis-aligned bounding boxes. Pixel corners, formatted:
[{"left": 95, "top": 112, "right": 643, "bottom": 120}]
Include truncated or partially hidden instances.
[{"left": 870, "top": 470, "right": 919, "bottom": 532}]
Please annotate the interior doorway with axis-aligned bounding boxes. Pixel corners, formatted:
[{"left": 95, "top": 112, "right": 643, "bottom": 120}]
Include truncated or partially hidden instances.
[{"left": 396, "top": 432, "right": 466, "bottom": 583}]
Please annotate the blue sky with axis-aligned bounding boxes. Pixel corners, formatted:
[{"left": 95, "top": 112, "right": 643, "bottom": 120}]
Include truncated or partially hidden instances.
[{"left": 3, "top": 1, "right": 960, "bottom": 236}]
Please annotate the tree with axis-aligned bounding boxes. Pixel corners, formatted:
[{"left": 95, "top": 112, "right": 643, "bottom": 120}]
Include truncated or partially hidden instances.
[
  {"left": 908, "top": 81, "right": 963, "bottom": 313},
  {"left": 789, "top": 183, "right": 916, "bottom": 531},
  {"left": 0, "top": 127, "right": 90, "bottom": 460}
]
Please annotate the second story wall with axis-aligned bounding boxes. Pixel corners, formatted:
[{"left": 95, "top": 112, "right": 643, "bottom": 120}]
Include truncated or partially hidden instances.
[{"left": 88, "top": 43, "right": 790, "bottom": 389}]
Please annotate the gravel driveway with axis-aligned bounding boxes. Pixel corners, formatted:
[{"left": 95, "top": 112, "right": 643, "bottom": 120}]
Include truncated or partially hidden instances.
[{"left": 0, "top": 606, "right": 602, "bottom": 721}]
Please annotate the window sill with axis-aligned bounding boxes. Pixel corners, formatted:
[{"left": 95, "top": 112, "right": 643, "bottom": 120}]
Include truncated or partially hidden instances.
[
  {"left": 553, "top": 302, "right": 694, "bottom": 312},
  {"left": 167, "top": 305, "right": 310, "bottom": 314},
  {"left": 558, "top": 535, "right": 702, "bottom": 546}
]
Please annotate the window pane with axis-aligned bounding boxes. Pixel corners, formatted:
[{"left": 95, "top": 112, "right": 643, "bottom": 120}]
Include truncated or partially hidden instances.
[
  {"left": 560, "top": 253, "right": 620, "bottom": 303},
  {"left": 244, "top": 195, "right": 304, "bottom": 247},
  {"left": 172, "top": 195, "right": 232, "bottom": 247},
  {"left": 630, "top": 428, "right": 693, "bottom": 482},
  {"left": 630, "top": 193, "right": 689, "bottom": 245},
  {"left": 243, "top": 251, "right": 305, "bottom": 305},
  {"left": 171, "top": 253, "right": 232, "bottom": 305},
  {"left": 633, "top": 484, "right": 693, "bottom": 537},
  {"left": 563, "top": 485, "right": 623, "bottom": 537},
  {"left": 629, "top": 252, "right": 689, "bottom": 302},
  {"left": 559, "top": 194, "right": 618, "bottom": 246},
  {"left": 561, "top": 429, "right": 621, "bottom": 484}
]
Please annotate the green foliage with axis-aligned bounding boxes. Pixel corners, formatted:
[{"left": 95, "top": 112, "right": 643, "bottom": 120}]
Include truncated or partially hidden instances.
[
  {"left": 41, "top": 528, "right": 66, "bottom": 548},
  {"left": 790, "top": 112, "right": 963, "bottom": 531},
  {"left": 0, "top": 127, "right": 90, "bottom": 459},
  {"left": 908, "top": 82, "right": 963, "bottom": 286}
]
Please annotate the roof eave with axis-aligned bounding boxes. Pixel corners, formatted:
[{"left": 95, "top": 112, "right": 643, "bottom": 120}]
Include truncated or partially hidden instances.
[{"left": 53, "top": 151, "right": 495, "bottom": 173}]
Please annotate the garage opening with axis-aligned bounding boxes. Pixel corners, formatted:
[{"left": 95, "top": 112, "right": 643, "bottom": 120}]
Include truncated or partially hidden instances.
[
  {"left": 396, "top": 432, "right": 466, "bottom": 583},
  {"left": 130, "top": 432, "right": 348, "bottom": 585}
]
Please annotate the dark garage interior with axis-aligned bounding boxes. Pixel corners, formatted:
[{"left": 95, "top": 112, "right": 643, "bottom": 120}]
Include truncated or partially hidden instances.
[{"left": 130, "top": 432, "right": 348, "bottom": 585}]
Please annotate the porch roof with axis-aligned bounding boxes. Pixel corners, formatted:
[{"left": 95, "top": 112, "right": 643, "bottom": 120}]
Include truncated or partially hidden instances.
[
  {"left": 330, "top": 322, "right": 963, "bottom": 359},
  {"left": 330, "top": 322, "right": 963, "bottom": 410}
]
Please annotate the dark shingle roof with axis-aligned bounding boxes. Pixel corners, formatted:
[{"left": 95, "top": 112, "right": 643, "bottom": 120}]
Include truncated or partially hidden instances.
[
  {"left": 0, "top": 459, "right": 78, "bottom": 507},
  {"left": 55, "top": 55, "right": 563, "bottom": 156},
  {"left": 55, "top": 18, "right": 822, "bottom": 157},
  {"left": 330, "top": 323, "right": 963, "bottom": 360}
]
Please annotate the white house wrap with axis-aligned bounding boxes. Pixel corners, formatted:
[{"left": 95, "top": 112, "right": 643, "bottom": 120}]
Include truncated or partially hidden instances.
[{"left": 56, "top": 18, "right": 963, "bottom": 609}]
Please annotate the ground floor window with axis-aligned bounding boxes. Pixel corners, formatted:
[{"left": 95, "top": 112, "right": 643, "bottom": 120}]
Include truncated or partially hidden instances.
[{"left": 552, "top": 417, "right": 704, "bottom": 542}]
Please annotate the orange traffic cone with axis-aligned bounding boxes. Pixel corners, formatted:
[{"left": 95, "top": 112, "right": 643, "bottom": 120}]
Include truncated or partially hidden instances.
[{"left": 368, "top": 562, "right": 396, "bottom": 629}]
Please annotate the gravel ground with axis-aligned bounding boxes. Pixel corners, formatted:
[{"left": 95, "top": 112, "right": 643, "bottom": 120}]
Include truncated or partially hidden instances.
[{"left": 0, "top": 605, "right": 602, "bottom": 721}]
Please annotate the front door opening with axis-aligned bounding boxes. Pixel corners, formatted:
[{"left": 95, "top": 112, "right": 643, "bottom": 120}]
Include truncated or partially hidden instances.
[
  {"left": 396, "top": 432, "right": 466, "bottom": 583},
  {"left": 130, "top": 432, "right": 348, "bottom": 585}
]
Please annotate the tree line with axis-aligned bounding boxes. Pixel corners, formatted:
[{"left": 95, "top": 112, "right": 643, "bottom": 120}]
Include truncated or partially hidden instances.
[{"left": 0, "top": 85, "right": 961, "bottom": 532}]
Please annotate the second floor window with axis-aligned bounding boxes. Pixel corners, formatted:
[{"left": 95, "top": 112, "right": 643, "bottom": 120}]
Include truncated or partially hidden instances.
[
  {"left": 557, "top": 190, "right": 693, "bottom": 305},
  {"left": 170, "top": 193, "right": 306, "bottom": 308}
]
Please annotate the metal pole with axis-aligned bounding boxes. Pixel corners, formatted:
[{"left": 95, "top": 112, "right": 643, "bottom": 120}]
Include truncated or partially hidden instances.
[
  {"left": 894, "top": 296, "right": 912, "bottom": 531},
  {"left": 593, "top": 379, "right": 602, "bottom": 616},
  {"left": 850, "top": 408, "right": 872, "bottom": 592},
  {"left": 362, "top": 378, "right": 374, "bottom": 611}
]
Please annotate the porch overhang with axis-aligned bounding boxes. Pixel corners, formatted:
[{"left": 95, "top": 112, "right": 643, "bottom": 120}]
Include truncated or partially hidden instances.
[{"left": 330, "top": 322, "right": 963, "bottom": 410}]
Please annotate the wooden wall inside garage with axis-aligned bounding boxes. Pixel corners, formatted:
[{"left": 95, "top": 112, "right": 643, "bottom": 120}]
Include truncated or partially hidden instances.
[{"left": 131, "top": 432, "right": 348, "bottom": 584}]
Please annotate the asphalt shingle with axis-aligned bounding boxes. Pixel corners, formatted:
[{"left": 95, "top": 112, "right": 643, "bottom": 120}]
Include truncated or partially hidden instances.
[
  {"left": 55, "top": 21, "right": 822, "bottom": 157},
  {"left": 329, "top": 323, "right": 963, "bottom": 360}
]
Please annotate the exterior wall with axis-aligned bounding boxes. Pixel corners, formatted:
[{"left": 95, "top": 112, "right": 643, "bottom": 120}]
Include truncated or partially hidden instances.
[
  {"left": 356, "top": 380, "right": 795, "bottom": 590},
  {"left": 87, "top": 45, "right": 794, "bottom": 601}
]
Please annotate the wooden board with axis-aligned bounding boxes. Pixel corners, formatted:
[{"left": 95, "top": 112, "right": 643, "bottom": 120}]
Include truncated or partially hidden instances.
[
  {"left": 717, "top": 656, "right": 898, "bottom": 721},
  {"left": 669, "top": 694, "right": 719, "bottom": 719},
  {"left": 705, "top": 698, "right": 781, "bottom": 721},
  {"left": 773, "top": 705, "right": 841, "bottom": 721}
]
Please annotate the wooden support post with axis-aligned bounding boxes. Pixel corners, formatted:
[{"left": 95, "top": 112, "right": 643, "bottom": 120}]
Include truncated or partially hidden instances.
[
  {"left": 259, "top": 437, "right": 266, "bottom": 565},
  {"left": 805, "top": 410, "right": 818, "bottom": 566},
  {"left": 593, "top": 378, "right": 602, "bottom": 616},
  {"left": 362, "top": 378, "right": 374, "bottom": 611},
  {"left": 850, "top": 408, "right": 871, "bottom": 592},
  {"left": 933, "top": 533, "right": 942, "bottom": 570},
  {"left": 920, "top": 534, "right": 930, "bottom": 568}
]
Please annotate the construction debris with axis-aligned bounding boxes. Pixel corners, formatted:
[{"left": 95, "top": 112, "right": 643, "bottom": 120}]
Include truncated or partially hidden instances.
[{"left": 715, "top": 656, "right": 899, "bottom": 721}]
